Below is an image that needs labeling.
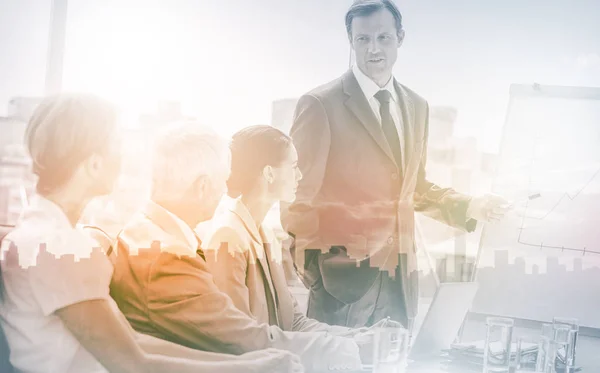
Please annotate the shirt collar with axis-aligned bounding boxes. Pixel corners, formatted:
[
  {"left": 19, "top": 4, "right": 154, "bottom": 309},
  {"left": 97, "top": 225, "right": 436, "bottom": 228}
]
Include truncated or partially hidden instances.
[
  {"left": 227, "top": 197, "right": 262, "bottom": 242},
  {"left": 352, "top": 64, "right": 398, "bottom": 103},
  {"left": 24, "top": 194, "right": 76, "bottom": 230},
  {"left": 9, "top": 194, "right": 95, "bottom": 268},
  {"left": 144, "top": 200, "right": 199, "bottom": 253},
  {"left": 224, "top": 197, "right": 277, "bottom": 245}
]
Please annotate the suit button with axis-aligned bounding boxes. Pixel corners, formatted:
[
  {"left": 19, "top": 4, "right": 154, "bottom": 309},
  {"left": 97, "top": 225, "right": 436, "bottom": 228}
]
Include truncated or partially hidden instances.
[
  {"left": 387, "top": 236, "right": 394, "bottom": 245},
  {"left": 391, "top": 172, "right": 399, "bottom": 180}
]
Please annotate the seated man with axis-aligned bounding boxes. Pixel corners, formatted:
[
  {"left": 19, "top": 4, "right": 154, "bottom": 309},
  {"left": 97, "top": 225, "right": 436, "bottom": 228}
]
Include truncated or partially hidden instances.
[{"left": 109, "top": 123, "right": 364, "bottom": 373}]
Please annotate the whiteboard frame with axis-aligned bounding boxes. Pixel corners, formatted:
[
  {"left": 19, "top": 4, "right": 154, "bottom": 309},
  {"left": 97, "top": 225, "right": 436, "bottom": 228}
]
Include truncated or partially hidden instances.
[
  {"left": 509, "top": 83, "right": 600, "bottom": 100},
  {"left": 470, "top": 82, "right": 600, "bottom": 332}
]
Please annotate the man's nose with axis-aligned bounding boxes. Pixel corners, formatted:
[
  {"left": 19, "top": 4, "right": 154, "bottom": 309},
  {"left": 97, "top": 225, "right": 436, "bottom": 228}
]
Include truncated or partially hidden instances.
[{"left": 367, "top": 39, "right": 381, "bottom": 54}]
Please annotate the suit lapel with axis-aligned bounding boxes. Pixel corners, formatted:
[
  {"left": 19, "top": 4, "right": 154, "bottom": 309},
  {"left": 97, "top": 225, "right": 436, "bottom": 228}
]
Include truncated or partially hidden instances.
[
  {"left": 343, "top": 70, "right": 398, "bottom": 167},
  {"left": 393, "top": 81, "right": 426, "bottom": 195},
  {"left": 393, "top": 80, "right": 416, "bottom": 169},
  {"left": 142, "top": 200, "right": 198, "bottom": 256},
  {"left": 249, "top": 239, "right": 281, "bottom": 325},
  {"left": 229, "top": 199, "right": 280, "bottom": 323},
  {"left": 262, "top": 227, "right": 295, "bottom": 330}
]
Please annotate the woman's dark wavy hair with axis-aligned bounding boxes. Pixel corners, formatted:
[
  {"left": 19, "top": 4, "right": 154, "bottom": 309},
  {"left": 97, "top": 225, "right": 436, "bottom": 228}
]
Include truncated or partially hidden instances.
[{"left": 227, "top": 125, "right": 292, "bottom": 198}]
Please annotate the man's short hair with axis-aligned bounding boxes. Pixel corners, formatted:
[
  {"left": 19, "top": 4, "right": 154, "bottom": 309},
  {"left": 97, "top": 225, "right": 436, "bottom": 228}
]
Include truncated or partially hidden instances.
[
  {"left": 25, "top": 93, "right": 118, "bottom": 194},
  {"left": 150, "top": 122, "right": 230, "bottom": 202},
  {"left": 345, "top": 0, "right": 403, "bottom": 39}
]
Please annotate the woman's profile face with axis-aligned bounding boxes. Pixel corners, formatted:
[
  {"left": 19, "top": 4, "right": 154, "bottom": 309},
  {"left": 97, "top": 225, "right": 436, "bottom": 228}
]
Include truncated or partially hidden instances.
[
  {"left": 269, "top": 144, "right": 302, "bottom": 203},
  {"left": 91, "top": 129, "right": 123, "bottom": 197}
]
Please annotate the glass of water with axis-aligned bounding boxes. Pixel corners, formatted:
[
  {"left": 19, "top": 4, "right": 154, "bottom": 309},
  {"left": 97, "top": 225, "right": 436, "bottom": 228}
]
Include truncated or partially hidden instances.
[
  {"left": 483, "top": 317, "right": 514, "bottom": 373},
  {"left": 543, "top": 340, "right": 563, "bottom": 373},
  {"left": 535, "top": 324, "right": 554, "bottom": 372},
  {"left": 372, "top": 327, "right": 409, "bottom": 373},
  {"left": 513, "top": 336, "right": 541, "bottom": 372},
  {"left": 552, "top": 317, "right": 578, "bottom": 371}
]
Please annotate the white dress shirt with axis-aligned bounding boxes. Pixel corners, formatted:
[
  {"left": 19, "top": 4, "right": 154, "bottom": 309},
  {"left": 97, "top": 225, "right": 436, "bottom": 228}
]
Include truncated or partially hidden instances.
[
  {"left": 352, "top": 64, "right": 406, "bottom": 169},
  {"left": 0, "top": 195, "right": 115, "bottom": 373}
]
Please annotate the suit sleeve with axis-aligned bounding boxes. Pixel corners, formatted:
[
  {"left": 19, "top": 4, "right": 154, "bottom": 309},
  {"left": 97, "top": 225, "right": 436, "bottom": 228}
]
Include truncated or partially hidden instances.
[
  {"left": 280, "top": 94, "right": 332, "bottom": 278},
  {"left": 203, "top": 228, "right": 253, "bottom": 318},
  {"left": 145, "top": 246, "right": 363, "bottom": 372},
  {"left": 113, "top": 230, "right": 363, "bottom": 372},
  {"left": 291, "top": 297, "right": 354, "bottom": 335},
  {"left": 413, "top": 103, "right": 477, "bottom": 232},
  {"left": 145, "top": 248, "right": 274, "bottom": 355}
]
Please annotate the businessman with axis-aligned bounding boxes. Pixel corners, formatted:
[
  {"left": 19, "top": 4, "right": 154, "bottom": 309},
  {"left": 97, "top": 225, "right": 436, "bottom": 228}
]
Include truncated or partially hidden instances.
[{"left": 281, "top": 0, "right": 508, "bottom": 329}]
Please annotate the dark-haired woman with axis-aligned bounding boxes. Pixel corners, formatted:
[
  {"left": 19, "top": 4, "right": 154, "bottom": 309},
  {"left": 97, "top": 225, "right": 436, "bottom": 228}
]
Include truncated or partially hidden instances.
[{"left": 202, "top": 125, "right": 357, "bottom": 335}]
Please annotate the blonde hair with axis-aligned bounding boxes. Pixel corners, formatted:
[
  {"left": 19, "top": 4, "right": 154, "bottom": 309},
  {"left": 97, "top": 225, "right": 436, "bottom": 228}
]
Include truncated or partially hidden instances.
[
  {"left": 25, "top": 93, "right": 118, "bottom": 194},
  {"left": 151, "top": 121, "right": 230, "bottom": 202}
]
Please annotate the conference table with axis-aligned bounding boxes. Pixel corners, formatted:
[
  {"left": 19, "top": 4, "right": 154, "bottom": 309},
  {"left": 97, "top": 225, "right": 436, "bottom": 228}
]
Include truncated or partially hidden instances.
[
  {"left": 402, "top": 315, "right": 600, "bottom": 372},
  {"left": 291, "top": 287, "right": 600, "bottom": 372}
]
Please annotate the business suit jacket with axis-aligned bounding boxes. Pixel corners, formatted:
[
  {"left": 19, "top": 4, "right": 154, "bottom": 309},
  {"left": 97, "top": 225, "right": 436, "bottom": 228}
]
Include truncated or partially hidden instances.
[
  {"left": 110, "top": 200, "right": 361, "bottom": 372},
  {"left": 281, "top": 70, "right": 476, "bottom": 328},
  {"left": 202, "top": 197, "right": 352, "bottom": 334}
]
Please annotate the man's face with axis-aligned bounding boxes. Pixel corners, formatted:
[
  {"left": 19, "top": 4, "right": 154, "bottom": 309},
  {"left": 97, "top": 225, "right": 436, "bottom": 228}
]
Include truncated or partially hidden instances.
[
  {"left": 205, "top": 171, "right": 229, "bottom": 218},
  {"left": 198, "top": 154, "right": 231, "bottom": 221},
  {"left": 350, "top": 8, "right": 404, "bottom": 85}
]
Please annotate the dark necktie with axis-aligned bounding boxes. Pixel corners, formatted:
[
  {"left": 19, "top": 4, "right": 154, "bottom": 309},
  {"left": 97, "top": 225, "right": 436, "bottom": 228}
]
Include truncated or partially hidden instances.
[
  {"left": 374, "top": 89, "right": 403, "bottom": 171},
  {"left": 194, "top": 235, "right": 206, "bottom": 261}
]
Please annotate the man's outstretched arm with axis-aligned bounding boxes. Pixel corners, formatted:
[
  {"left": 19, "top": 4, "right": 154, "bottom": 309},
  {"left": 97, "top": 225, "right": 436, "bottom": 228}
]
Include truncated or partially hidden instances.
[{"left": 412, "top": 103, "right": 477, "bottom": 232}]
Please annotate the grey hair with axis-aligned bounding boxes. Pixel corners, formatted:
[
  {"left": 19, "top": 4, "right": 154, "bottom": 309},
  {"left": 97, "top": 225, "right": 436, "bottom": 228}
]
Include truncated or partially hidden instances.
[
  {"left": 345, "top": 0, "right": 403, "bottom": 39},
  {"left": 24, "top": 93, "right": 118, "bottom": 194},
  {"left": 150, "top": 121, "right": 230, "bottom": 202}
]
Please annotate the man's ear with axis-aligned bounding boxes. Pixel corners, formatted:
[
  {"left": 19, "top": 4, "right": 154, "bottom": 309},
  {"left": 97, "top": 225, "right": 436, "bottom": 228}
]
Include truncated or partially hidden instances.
[
  {"left": 397, "top": 29, "right": 405, "bottom": 48},
  {"left": 348, "top": 38, "right": 355, "bottom": 68},
  {"left": 192, "top": 175, "right": 209, "bottom": 198}
]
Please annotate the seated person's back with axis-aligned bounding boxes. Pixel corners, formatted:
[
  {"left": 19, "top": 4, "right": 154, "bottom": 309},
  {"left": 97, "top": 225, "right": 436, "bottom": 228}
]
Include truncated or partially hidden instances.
[
  {"left": 0, "top": 192, "right": 117, "bottom": 373},
  {"left": 109, "top": 123, "right": 363, "bottom": 373},
  {"left": 0, "top": 94, "right": 306, "bottom": 373},
  {"left": 109, "top": 200, "right": 274, "bottom": 353}
]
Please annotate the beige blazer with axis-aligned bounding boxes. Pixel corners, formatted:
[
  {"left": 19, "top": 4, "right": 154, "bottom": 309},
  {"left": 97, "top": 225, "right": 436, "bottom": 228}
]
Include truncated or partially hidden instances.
[
  {"left": 110, "top": 200, "right": 362, "bottom": 372},
  {"left": 202, "top": 198, "right": 351, "bottom": 335}
]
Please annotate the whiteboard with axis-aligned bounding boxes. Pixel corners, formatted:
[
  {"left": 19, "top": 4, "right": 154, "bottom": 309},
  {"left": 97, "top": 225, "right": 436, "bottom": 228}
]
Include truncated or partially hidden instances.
[{"left": 471, "top": 84, "right": 600, "bottom": 329}]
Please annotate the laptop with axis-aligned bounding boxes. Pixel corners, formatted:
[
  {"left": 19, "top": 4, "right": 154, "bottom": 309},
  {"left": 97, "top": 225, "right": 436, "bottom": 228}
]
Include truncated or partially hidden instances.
[{"left": 408, "top": 281, "right": 479, "bottom": 359}]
